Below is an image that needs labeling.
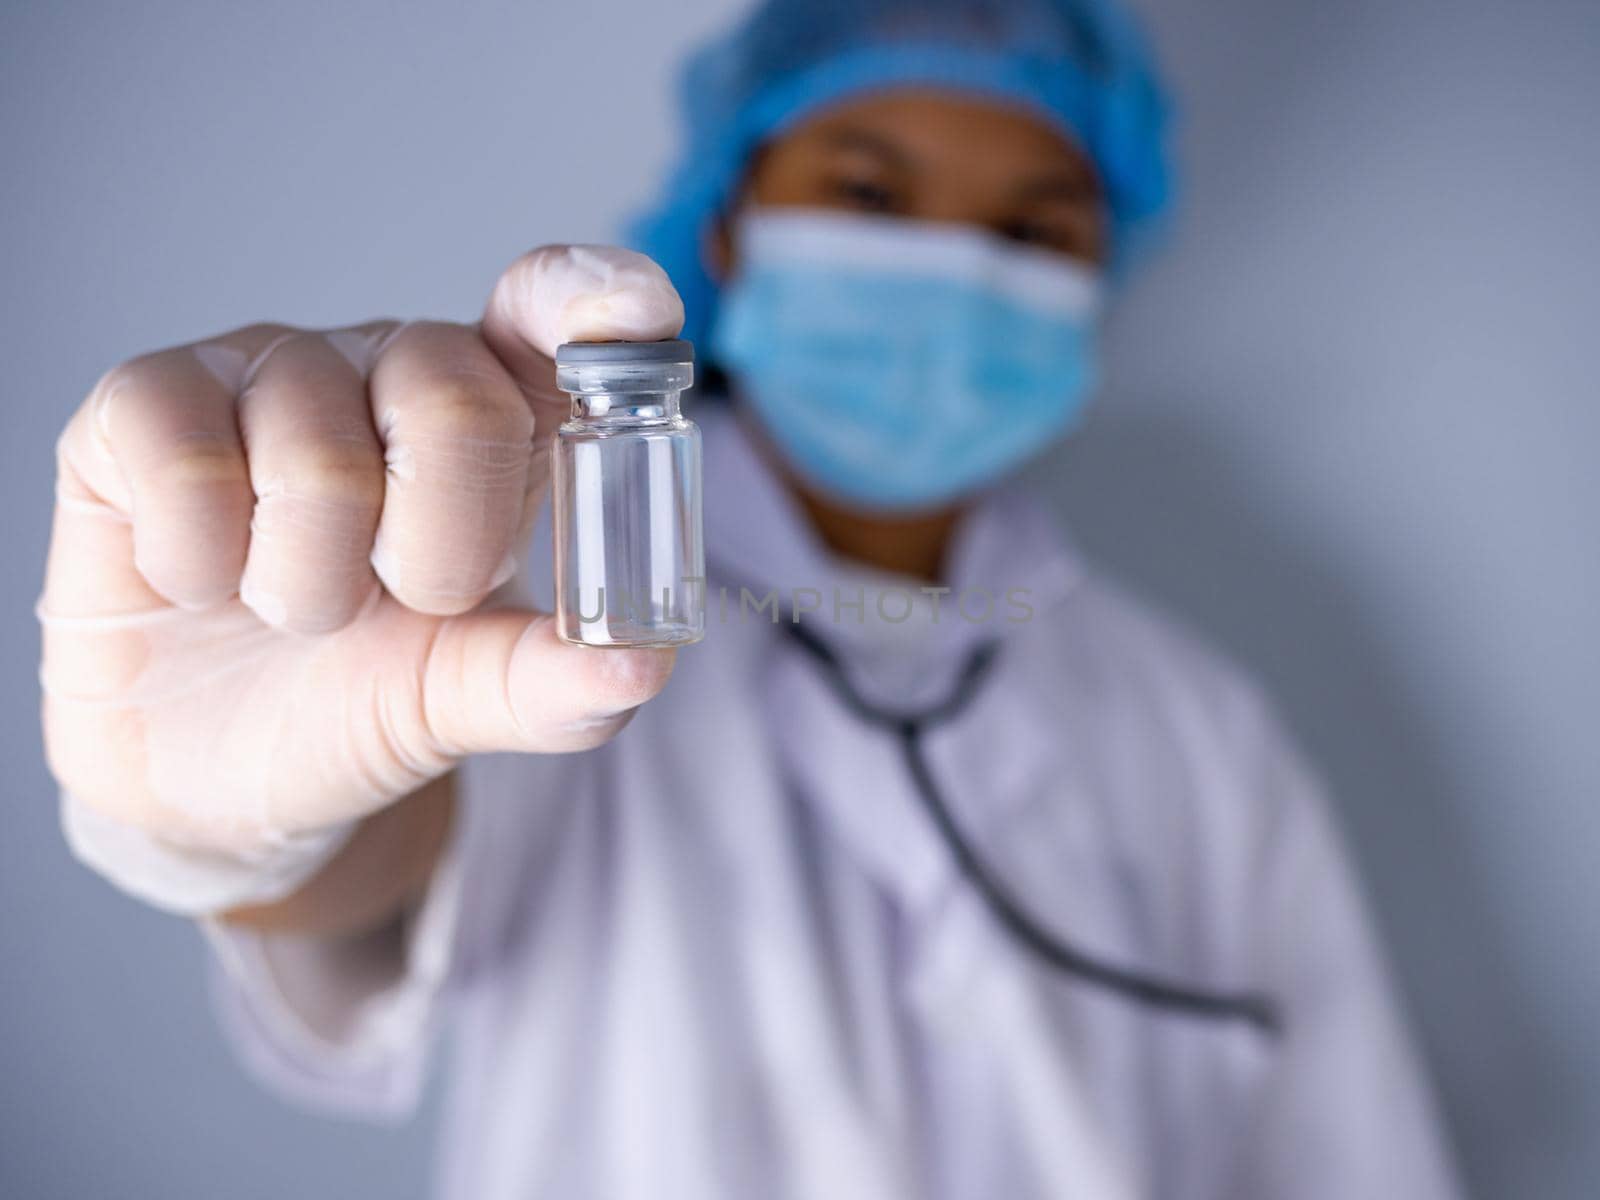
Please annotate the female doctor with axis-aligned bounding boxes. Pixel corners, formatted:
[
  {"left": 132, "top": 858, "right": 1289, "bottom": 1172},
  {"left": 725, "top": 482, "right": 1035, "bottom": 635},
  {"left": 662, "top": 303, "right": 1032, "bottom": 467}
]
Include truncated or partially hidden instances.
[{"left": 38, "top": 0, "right": 1463, "bottom": 1196}]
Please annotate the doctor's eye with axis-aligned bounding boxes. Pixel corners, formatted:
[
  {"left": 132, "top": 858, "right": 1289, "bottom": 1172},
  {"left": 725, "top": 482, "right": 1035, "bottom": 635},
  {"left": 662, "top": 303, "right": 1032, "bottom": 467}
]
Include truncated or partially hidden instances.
[
  {"left": 995, "top": 216, "right": 1099, "bottom": 260},
  {"left": 828, "top": 177, "right": 901, "bottom": 214},
  {"left": 997, "top": 218, "right": 1064, "bottom": 248}
]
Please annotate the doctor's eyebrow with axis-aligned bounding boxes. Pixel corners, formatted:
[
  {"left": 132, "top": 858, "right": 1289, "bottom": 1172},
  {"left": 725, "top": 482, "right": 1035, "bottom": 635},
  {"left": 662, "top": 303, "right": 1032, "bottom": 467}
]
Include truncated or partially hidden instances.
[
  {"left": 823, "top": 126, "right": 1098, "bottom": 202},
  {"left": 1010, "top": 169, "right": 1100, "bottom": 204},
  {"left": 821, "top": 127, "right": 914, "bottom": 170}
]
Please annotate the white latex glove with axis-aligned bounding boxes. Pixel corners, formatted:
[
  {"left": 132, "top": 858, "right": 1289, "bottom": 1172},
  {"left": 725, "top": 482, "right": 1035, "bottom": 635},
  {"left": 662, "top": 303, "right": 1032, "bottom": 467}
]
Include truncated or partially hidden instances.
[{"left": 40, "top": 246, "right": 685, "bottom": 912}]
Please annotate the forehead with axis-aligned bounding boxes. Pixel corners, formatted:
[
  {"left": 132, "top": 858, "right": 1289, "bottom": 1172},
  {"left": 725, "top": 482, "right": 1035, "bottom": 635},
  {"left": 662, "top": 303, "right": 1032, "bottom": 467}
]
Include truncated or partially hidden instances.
[{"left": 766, "top": 88, "right": 1097, "bottom": 184}]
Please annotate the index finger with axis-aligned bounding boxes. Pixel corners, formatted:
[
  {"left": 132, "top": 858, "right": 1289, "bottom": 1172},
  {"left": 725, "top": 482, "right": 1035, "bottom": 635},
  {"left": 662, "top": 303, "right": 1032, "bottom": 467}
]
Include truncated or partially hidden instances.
[{"left": 479, "top": 244, "right": 685, "bottom": 404}]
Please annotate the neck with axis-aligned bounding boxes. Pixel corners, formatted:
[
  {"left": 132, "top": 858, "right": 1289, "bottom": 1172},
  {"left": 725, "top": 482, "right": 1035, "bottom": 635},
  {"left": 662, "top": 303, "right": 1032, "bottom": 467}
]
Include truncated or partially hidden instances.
[
  {"left": 793, "top": 488, "right": 962, "bottom": 582},
  {"left": 738, "top": 410, "right": 963, "bottom": 582}
]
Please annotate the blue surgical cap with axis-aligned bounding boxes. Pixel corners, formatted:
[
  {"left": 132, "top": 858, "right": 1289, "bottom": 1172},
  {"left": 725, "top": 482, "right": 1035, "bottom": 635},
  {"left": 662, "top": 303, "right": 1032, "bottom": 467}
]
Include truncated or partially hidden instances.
[{"left": 628, "top": 0, "right": 1176, "bottom": 349}]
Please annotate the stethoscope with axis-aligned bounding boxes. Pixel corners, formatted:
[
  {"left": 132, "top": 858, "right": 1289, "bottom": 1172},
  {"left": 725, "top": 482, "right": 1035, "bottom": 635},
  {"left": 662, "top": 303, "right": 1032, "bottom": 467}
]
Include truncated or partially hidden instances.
[{"left": 782, "top": 619, "right": 1282, "bottom": 1036}]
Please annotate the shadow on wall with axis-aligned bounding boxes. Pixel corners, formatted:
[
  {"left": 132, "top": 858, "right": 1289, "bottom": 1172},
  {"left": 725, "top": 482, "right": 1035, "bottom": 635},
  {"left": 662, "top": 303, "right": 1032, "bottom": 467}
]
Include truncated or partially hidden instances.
[{"left": 1028, "top": 413, "right": 1583, "bottom": 1196}]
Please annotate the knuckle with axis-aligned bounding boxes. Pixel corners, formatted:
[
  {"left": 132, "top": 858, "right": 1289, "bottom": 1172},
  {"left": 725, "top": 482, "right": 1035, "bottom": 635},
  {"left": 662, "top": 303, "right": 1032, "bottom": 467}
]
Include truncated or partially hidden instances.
[
  {"left": 373, "top": 323, "right": 533, "bottom": 446},
  {"left": 88, "top": 354, "right": 252, "bottom": 494},
  {"left": 387, "top": 317, "right": 460, "bottom": 342},
  {"left": 271, "top": 440, "right": 385, "bottom": 511},
  {"left": 374, "top": 319, "right": 481, "bottom": 371},
  {"left": 89, "top": 356, "right": 164, "bottom": 417},
  {"left": 237, "top": 330, "right": 345, "bottom": 398},
  {"left": 411, "top": 379, "right": 532, "bottom": 444},
  {"left": 161, "top": 438, "right": 251, "bottom": 491},
  {"left": 235, "top": 320, "right": 300, "bottom": 343},
  {"left": 261, "top": 327, "right": 327, "bottom": 360}
]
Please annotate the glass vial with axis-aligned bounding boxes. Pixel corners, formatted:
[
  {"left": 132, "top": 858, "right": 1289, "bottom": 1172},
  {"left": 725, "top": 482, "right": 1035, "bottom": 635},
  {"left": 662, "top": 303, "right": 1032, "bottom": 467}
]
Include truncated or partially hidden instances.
[{"left": 552, "top": 339, "right": 704, "bottom": 647}]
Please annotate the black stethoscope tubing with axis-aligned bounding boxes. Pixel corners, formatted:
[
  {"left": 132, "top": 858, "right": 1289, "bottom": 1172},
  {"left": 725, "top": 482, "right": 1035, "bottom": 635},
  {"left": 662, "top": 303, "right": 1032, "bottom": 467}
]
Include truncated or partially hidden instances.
[{"left": 782, "top": 619, "right": 1282, "bottom": 1036}]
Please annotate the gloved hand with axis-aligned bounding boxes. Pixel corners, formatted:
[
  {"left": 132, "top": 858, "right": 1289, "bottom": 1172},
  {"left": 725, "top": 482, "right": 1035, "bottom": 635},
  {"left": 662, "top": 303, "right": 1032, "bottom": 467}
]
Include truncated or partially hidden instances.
[{"left": 39, "top": 246, "right": 685, "bottom": 910}]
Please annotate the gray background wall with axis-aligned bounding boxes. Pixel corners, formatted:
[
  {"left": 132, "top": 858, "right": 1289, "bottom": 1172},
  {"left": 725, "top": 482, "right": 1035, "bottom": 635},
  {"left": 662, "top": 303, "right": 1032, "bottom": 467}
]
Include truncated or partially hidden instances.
[{"left": 2, "top": 1, "right": 1595, "bottom": 1196}]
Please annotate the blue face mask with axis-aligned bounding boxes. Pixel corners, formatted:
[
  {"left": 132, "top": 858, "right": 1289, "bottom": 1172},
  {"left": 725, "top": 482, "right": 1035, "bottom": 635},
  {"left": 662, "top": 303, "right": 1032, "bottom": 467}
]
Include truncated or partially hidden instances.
[{"left": 709, "top": 207, "right": 1104, "bottom": 512}]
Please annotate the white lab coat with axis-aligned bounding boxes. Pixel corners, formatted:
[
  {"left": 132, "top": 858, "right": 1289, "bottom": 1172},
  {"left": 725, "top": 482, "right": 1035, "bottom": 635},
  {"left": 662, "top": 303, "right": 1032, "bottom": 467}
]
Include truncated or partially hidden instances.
[{"left": 211, "top": 404, "right": 1464, "bottom": 1200}]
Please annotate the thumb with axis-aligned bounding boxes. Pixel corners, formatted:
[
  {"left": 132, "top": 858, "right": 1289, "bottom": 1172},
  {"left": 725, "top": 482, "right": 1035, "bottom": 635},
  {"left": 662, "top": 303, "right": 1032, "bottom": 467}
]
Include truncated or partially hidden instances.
[
  {"left": 480, "top": 244, "right": 685, "bottom": 400},
  {"left": 416, "top": 606, "right": 678, "bottom": 757}
]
